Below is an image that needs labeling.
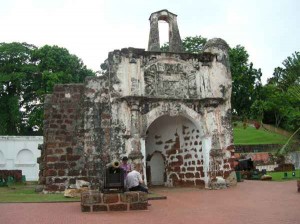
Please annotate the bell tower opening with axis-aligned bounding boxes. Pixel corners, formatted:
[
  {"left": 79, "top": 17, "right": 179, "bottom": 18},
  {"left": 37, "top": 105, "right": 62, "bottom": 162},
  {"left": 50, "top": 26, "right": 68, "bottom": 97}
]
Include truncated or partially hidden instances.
[
  {"left": 158, "top": 20, "right": 169, "bottom": 49},
  {"left": 148, "top": 9, "right": 183, "bottom": 52}
]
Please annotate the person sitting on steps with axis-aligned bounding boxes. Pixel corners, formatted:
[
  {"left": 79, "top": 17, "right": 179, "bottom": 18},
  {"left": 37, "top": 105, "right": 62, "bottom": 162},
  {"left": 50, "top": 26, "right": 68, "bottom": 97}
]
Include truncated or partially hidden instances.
[{"left": 126, "top": 162, "right": 149, "bottom": 193}]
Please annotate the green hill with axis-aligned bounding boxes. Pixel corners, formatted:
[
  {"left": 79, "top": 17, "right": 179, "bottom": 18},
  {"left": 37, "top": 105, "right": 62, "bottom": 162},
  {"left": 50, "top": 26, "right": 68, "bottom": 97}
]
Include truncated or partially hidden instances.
[{"left": 233, "top": 126, "right": 288, "bottom": 145}]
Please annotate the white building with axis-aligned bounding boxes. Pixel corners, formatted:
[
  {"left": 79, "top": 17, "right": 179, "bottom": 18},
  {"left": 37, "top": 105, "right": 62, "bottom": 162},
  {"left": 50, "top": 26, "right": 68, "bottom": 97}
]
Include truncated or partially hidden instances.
[{"left": 0, "top": 136, "right": 42, "bottom": 181}]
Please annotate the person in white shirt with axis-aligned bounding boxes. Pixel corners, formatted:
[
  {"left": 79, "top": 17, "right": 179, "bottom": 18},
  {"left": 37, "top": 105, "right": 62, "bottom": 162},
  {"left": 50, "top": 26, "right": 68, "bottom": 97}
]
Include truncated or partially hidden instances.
[{"left": 126, "top": 162, "right": 148, "bottom": 193}]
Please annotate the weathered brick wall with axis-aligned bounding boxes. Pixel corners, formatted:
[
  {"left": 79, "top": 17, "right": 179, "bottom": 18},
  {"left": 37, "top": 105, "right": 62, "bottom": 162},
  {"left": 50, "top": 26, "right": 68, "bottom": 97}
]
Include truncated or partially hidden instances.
[
  {"left": 146, "top": 115, "right": 231, "bottom": 187},
  {"left": 146, "top": 116, "right": 205, "bottom": 187},
  {"left": 83, "top": 76, "right": 127, "bottom": 188},
  {"left": 40, "top": 78, "right": 128, "bottom": 191},
  {"left": 41, "top": 84, "right": 86, "bottom": 191},
  {"left": 81, "top": 191, "right": 148, "bottom": 212}
]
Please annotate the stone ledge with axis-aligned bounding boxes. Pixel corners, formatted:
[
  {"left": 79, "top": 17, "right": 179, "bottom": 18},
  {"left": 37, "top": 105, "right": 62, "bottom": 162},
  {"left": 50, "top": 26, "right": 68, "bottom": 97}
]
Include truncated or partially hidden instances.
[{"left": 81, "top": 191, "right": 148, "bottom": 212}]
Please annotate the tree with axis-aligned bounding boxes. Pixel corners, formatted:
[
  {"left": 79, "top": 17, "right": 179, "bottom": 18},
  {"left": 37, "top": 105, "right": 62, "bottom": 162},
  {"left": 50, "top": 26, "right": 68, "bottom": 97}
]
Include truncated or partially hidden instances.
[
  {"left": 182, "top": 36, "right": 207, "bottom": 53},
  {"left": 262, "top": 84, "right": 291, "bottom": 127},
  {"left": 161, "top": 35, "right": 207, "bottom": 53},
  {"left": 27, "top": 45, "right": 94, "bottom": 134},
  {"left": 250, "top": 100, "right": 267, "bottom": 123},
  {"left": 229, "top": 45, "right": 262, "bottom": 118},
  {"left": 264, "top": 51, "right": 300, "bottom": 132},
  {"left": 0, "top": 42, "right": 37, "bottom": 134},
  {"left": 32, "top": 45, "right": 94, "bottom": 92},
  {"left": 0, "top": 42, "right": 95, "bottom": 135}
]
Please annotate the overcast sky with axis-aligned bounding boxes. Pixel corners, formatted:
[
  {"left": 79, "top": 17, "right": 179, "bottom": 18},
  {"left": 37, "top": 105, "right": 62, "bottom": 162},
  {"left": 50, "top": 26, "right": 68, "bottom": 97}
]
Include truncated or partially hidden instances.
[{"left": 1, "top": 0, "right": 299, "bottom": 83}]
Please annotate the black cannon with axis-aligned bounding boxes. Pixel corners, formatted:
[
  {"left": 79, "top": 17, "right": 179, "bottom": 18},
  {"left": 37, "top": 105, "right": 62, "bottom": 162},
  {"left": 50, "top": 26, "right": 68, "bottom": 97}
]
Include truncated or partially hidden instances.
[
  {"left": 235, "top": 158, "right": 258, "bottom": 180},
  {"left": 235, "top": 158, "right": 254, "bottom": 171},
  {"left": 102, "top": 160, "right": 125, "bottom": 193}
]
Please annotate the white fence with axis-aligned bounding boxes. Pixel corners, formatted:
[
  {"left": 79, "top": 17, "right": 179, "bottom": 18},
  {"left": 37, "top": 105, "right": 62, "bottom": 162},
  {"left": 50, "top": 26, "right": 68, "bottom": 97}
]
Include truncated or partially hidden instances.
[
  {"left": 0, "top": 136, "right": 43, "bottom": 181},
  {"left": 255, "top": 164, "right": 279, "bottom": 172}
]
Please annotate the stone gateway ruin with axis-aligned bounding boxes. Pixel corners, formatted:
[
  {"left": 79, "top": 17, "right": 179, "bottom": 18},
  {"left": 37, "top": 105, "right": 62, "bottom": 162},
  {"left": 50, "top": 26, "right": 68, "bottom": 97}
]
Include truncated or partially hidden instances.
[{"left": 38, "top": 10, "right": 236, "bottom": 192}]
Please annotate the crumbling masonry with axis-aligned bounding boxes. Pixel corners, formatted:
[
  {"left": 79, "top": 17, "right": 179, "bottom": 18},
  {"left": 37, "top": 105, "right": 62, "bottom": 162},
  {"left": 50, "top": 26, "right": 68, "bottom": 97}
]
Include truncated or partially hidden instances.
[{"left": 38, "top": 10, "right": 236, "bottom": 191}]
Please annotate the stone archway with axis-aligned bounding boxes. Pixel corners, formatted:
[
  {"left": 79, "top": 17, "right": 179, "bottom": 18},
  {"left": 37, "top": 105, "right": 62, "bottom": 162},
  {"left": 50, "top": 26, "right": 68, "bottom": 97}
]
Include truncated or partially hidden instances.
[
  {"left": 142, "top": 102, "right": 205, "bottom": 137},
  {"left": 145, "top": 114, "right": 206, "bottom": 187}
]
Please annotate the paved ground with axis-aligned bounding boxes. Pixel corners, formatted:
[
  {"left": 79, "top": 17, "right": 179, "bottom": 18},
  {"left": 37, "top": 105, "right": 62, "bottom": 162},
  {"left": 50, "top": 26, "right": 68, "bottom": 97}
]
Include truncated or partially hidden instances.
[{"left": 1, "top": 180, "right": 299, "bottom": 224}]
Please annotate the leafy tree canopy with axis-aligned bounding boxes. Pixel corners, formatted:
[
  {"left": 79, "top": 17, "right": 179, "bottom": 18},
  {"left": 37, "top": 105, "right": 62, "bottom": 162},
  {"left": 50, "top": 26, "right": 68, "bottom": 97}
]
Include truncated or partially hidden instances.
[
  {"left": 229, "top": 45, "right": 262, "bottom": 118},
  {"left": 0, "top": 42, "right": 95, "bottom": 135},
  {"left": 261, "top": 51, "right": 300, "bottom": 131},
  {"left": 161, "top": 35, "right": 207, "bottom": 53}
]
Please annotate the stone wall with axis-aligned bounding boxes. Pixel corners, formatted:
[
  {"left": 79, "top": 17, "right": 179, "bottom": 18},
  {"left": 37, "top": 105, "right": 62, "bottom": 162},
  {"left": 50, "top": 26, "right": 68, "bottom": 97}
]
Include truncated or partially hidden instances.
[
  {"left": 146, "top": 115, "right": 231, "bottom": 187},
  {"left": 234, "top": 152, "right": 272, "bottom": 165},
  {"left": 146, "top": 116, "right": 204, "bottom": 186},
  {"left": 40, "top": 85, "right": 86, "bottom": 191},
  {"left": 235, "top": 151, "right": 300, "bottom": 170},
  {"left": 234, "top": 144, "right": 283, "bottom": 153},
  {"left": 101, "top": 45, "right": 233, "bottom": 188},
  {"left": 81, "top": 191, "right": 148, "bottom": 212},
  {"left": 40, "top": 10, "right": 235, "bottom": 191}
]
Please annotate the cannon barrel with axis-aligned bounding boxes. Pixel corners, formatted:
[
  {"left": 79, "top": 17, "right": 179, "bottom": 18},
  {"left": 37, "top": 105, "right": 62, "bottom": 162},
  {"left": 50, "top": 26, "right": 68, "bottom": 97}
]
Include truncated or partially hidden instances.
[{"left": 106, "top": 160, "right": 120, "bottom": 169}]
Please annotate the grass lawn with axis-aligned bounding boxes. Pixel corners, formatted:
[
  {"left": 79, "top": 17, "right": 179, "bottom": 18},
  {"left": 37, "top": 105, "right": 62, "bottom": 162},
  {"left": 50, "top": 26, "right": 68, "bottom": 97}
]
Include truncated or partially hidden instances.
[
  {"left": 233, "top": 125, "right": 289, "bottom": 145},
  {"left": 0, "top": 183, "right": 79, "bottom": 203},
  {"left": 266, "top": 170, "right": 300, "bottom": 181},
  {"left": 0, "top": 183, "right": 165, "bottom": 203}
]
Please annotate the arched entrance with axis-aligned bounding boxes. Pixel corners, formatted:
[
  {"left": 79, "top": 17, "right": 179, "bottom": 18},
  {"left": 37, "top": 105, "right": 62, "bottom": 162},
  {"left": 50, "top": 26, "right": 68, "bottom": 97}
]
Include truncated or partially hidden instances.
[
  {"left": 148, "top": 152, "right": 165, "bottom": 185},
  {"left": 145, "top": 114, "right": 205, "bottom": 187}
]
